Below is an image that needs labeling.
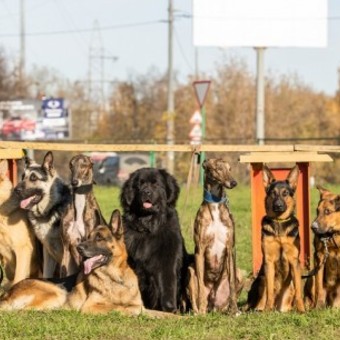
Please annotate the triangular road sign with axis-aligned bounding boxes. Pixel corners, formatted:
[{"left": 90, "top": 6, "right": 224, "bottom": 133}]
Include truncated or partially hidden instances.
[
  {"left": 189, "top": 124, "right": 202, "bottom": 138},
  {"left": 189, "top": 110, "right": 202, "bottom": 125},
  {"left": 193, "top": 80, "right": 211, "bottom": 108}
]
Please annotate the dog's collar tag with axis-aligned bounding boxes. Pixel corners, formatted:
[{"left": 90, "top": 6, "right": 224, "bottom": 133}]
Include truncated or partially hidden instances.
[
  {"left": 204, "top": 190, "right": 228, "bottom": 204},
  {"left": 73, "top": 184, "right": 93, "bottom": 194}
]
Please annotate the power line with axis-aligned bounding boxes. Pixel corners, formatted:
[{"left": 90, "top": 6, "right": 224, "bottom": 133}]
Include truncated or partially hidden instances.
[{"left": 0, "top": 20, "right": 167, "bottom": 38}]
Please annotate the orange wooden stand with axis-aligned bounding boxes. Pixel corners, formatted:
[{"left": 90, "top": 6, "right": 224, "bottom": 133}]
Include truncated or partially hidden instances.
[
  {"left": 0, "top": 149, "right": 24, "bottom": 186},
  {"left": 240, "top": 152, "right": 333, "bottom": 275}
]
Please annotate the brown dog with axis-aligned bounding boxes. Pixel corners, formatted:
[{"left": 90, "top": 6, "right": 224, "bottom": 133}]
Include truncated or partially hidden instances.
[
  {"left": 187, "top": 158, "right": 240, "bottom": 314},
  {"left": 60, "top": 154, "right": 106, "bottom": 277},
  {"left": 0, "top": 209, "right": 174, "bottom": 317},
  {"left": 304, "top": 186, "right": 340, "bottom": 308},
  {"left": 246, "top": 165, "right": 305, "bottom": 312},
  {"left": 0, "top": 159, "right": 40, "bottom": 289}
]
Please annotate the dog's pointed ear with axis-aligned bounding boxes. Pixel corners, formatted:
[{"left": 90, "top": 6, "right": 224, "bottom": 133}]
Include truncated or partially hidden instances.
[
  {"left": 110, "top": 209, "right": 123, "bottom": 239},
  {"left": 94, "top": 209, "right": 106, "bottom": 227},
  {"left": 42, "top": 151, "right": 55, "bottom": 175},
  {"left": 159, "top": 169, "right": 180, "bottom": 207},
  {"left": 316, "top": 185, "right": 332, "bottom": 200},
  {"left": 335, "top": 196, "right": 340, "bottom": 211},
  {"left": 262, "top": 164, "right": 276, "bottom": 190},
  {"left": 24, "top": 156, "right": 34, "bottom": 169},
  {"left": 0, "top": 159, "right": 8, "bottom": 178},
  {"left": 286, "top": 165, "right": 299, "bottom": 192}
]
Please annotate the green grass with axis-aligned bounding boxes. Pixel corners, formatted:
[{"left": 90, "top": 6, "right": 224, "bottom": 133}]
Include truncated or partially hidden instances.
[{"left": 1, "top": 184, "right": 340, "bottom": 339}]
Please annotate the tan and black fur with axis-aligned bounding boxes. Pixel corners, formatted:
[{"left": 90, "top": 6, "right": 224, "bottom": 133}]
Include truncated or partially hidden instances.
[
  {"left": 247, "top": 165, "right": 305, "bottom": 312},
  {"left": 187, "top": 158, "right": 241, "bottom": 314},
  {"left": 0, "top": 159, "right": 40, "bottom": 289},
  {"left": 304, "top": 186, "right": 340, "bottom": 309},
  {"left": 60, "top": 154, "right": 106, "bottom": 277},
  {"left": 14, "top": 151, "right": 72, "bottom": 278},
  {"left": 0, "top": 209, "right": 174, "bottom": 317}
]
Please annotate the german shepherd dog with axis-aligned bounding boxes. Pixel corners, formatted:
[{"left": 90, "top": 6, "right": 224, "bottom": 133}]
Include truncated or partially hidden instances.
[
  {"left": 60, "top": 154, "right": 106, "bottom": 277},
  {"left": 304, "top": 186, "right": 340, "bottom": 308},
  {"left": 247, "top": 165, "right": 305, "bottom": 312},
  {"left": 187, "top": 158, "right": 240, "bottom": 314},
  {"left": 0, "top": 209, "right": 175, "bottom": 317},
  {"left": 14, "top": 151, "right": 72, "bottom": 278},
  {"left": 0, "top": 159, "right": 40, "bottom": 289}
]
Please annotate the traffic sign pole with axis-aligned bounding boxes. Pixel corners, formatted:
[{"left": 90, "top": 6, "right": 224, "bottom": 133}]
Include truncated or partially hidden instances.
[{"left": 192, "top": 80, "right": 211, "bottom": 186}]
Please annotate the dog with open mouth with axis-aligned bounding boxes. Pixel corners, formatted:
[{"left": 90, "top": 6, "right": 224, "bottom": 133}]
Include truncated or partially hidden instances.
[
  {"left": 0, "top": 159, "right": 41, "bottom": 289},
  {"left": 0, "top": 209, "right": 176, "bottom": 317},
  {"left": 14, "top": 151, "right": 72, "bottom": 278},
  {"left": 120, "top": 167, "right": 190, "bottom": 313}
]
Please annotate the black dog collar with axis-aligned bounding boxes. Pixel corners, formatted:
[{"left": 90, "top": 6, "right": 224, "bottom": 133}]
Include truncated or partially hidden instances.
[{"left": 73, "top": 184, "right": 93, "bottom": 194}]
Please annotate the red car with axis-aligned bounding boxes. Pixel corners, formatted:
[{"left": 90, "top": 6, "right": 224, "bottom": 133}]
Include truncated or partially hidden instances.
[{"left": 2, "top": 117, "right": 36, "bottom": 138}]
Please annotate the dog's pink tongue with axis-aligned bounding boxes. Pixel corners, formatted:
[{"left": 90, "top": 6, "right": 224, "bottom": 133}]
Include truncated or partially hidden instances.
[
  {"left": 83, "top": 255, "right": 103, "bottom": 275},
  {"left": 20, "top": 196, "right": 35, "bottom": 209},
  {"left": 143, "top": 202, "right": 152, "bottom": 209}
]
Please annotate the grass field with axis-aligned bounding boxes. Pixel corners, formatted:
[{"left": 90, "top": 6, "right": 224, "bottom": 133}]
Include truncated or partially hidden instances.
[{"left": 1, "top": 183, "right": 340, "bottom": 339}]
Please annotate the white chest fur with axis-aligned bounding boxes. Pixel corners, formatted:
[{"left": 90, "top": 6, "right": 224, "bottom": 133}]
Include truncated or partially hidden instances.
[
  {"left": 206, "top": 203, "right": 229, "bottom": 259},
  {"left": 73, "top": 194, "right": 86, "bottom": 239}
]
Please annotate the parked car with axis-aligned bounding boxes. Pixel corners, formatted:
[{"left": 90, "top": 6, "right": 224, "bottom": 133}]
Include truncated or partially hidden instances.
[
  {"left": 1, "top": 117, "right": 36, "bottom": 140},
  {"left": 116, "top": 153, "right": 150, "bottom": 186},
  {"left": 90, "top": 152, "right": 150, "bottom": 186},
  {"left": 91, "top": 152, "right": 120, "bottom": 185}
]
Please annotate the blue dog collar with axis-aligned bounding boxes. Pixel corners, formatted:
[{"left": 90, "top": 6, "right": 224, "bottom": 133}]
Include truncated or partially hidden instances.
[{"left": 203, "top": 189, "right": 229, "bottom": 205}]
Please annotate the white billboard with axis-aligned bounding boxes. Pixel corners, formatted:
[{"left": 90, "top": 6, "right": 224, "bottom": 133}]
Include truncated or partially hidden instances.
[{"left": 193, "top": 0, "right": 328, "bottom": 48}]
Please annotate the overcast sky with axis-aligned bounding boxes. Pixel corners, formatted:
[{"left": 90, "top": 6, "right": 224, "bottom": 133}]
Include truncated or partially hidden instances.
[{"left": 0, "top": 0, "right": 339, "bottom": 95}]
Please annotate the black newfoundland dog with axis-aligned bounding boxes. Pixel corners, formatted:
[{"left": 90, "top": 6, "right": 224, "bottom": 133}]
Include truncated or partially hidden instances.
[{"left": 120, "top": 167, "right": 188, "bottom": 313}]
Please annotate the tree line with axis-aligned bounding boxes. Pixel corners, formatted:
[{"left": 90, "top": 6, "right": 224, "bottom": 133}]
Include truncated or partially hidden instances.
[{"left": 0, "top": 47, "right": 339, "bottom": 183}]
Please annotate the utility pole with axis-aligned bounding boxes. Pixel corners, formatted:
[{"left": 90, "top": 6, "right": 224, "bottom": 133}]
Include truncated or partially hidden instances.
[
  {"left": 255, "top": 47, "right": 265, "bottom": 145},
  {"left": 166, "top": 0, "right": 175, "bottom": 174},
  {"left": 87, "top": 21, "right": 117, "bottom": 133},
  {"left": 19, "top": 0, "right": 25, "bottom": 96}
]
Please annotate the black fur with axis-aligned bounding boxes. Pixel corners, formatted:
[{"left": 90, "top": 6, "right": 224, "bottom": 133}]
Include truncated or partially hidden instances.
[{"left": 120, "top": 167, "right": 187, "bottom": 313}]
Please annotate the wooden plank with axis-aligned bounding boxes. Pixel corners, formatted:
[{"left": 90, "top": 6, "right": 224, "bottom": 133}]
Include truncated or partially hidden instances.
[
  {"left": 239, "top": 152, "right": 333, "bottom": 163},
  {"left": 295, "top": 144, "right": 340, "bottom": 153},
  {"left": 0, "top": 141, "right": 295, "bottom": 153},
  {"left": 0, "top": 148, "right": 24, "bottom": 159}
]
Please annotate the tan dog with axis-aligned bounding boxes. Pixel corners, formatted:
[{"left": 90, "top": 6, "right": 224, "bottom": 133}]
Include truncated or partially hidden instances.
[
  {"left": 246, "top": 165, "right": 305, "bottom": 312},
  {"left": 0, "top": 209, "right": 174, "bottom": 317},
  {"left": 0, "top": 159, "right": 40, "bottom": 289},
  {"left": 14, "top": 152, "right": 72, "bottom": 278},
  {"left": 304, "top": 186, "right": 340, "bottom": 308},
  {"left": 187, "top": 158, "right": 240, "bottom": 314}
]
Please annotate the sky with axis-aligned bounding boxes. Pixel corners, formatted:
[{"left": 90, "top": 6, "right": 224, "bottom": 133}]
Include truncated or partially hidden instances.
[{"left": 0, "top": 0, "right": 339, "bottom": 96}]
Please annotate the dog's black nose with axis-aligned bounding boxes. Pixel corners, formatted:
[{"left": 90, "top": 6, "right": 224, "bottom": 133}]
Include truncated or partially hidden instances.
[
  {"left": 76, "top": 244, "right": 85, "bottom": 254},
  {"left": 143, "top": 188, "right": 152, "bottom": 197},
  {"left": 72, "top": 179, "right": 79, "bottom": 187},
  {"left": 230, "top": 180, "right": 237, "bottom": 188},
  {"left": 311, "top": 222, "right": 319, "bottom": 233},
  {"left": 14, "top": 186, "right": 22, "bottom": 195}
]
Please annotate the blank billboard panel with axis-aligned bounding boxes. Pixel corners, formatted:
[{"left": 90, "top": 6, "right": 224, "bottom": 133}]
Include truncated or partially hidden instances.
[{"left": 193, "top": 0, "right": 327, "bottom": 48}]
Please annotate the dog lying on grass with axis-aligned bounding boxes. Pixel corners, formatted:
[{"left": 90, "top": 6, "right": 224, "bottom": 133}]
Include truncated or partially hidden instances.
[
  {"left": 0, "top": 209, "right": 175, "bottom": 317},
  {"left": 246, "top": 165, "right": 305, "bottom": 312},
  {"left": 304, "top": 186, "right": 340, "bottom": 308}
]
